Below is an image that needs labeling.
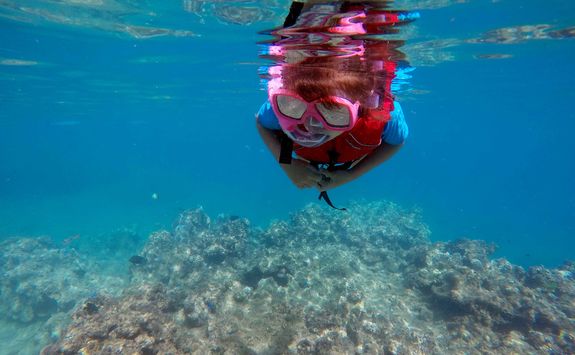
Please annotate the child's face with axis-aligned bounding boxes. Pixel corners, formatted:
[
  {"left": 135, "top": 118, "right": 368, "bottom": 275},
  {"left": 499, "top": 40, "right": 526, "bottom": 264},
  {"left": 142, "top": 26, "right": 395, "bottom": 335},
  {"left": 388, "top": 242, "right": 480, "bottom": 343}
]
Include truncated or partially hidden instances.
[
  {"left": 298, "top": 92, "right": 357, "bottom": 141},
  {"left": 278, "top": 93, "right": 357, "bottom": 147}
]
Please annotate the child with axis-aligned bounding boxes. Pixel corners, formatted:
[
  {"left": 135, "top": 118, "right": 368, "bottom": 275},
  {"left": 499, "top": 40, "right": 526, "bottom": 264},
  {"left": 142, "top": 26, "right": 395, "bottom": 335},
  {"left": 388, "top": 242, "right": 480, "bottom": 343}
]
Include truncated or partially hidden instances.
[{"left": 256, "top": 1, "right": 412, "bottom": 206}]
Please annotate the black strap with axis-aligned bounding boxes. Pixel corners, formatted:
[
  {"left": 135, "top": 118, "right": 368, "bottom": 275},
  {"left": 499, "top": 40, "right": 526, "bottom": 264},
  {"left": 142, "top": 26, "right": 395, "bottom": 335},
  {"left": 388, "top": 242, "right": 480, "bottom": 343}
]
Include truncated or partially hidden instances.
[
  {"left": 319, "top": 191, "right": 347, "bottom": 211},
  {"left": 326, "top": 149, "right": 339, "bottom": 170},
  {"left": 279, "top": 134, "right": 293, "bottom": 164},
  {"left": 283, "top": 1, "right": 305, "bottom": 28}
]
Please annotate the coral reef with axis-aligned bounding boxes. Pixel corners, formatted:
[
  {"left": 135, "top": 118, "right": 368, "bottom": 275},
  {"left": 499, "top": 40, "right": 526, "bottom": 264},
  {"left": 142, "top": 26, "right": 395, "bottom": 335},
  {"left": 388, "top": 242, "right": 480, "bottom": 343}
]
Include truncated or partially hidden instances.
[
  {"left": 41, "top": 202, "right": 575, "bottom": 354},
  {"left": 0, "top": 236, "right": 127, "bottom": 354},
  {"left": 0, "top": 237, "right": 126, "bottom": 324}
]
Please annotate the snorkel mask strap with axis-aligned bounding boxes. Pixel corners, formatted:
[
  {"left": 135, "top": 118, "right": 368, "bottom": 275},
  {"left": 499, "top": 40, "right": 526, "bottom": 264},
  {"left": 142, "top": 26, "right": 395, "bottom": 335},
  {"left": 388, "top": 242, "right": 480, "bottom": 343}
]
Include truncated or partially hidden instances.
[{"left": 279, "top": 133, "right": 294, "bottom": 165}]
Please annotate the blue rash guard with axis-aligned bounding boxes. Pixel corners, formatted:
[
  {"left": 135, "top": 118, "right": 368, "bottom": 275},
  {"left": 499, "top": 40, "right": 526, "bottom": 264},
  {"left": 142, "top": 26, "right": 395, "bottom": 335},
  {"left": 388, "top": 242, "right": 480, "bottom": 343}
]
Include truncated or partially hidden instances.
[{"left": 256, "top": 100, "right": 409, "bottom": 145}]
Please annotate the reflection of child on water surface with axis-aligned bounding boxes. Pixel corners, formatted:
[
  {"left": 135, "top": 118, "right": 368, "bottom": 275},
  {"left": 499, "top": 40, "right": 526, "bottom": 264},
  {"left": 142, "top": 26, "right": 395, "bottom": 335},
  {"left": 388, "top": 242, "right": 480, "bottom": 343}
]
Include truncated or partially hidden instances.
[{"left": 256, "top": 0, "right": 410, "bottom": 194}]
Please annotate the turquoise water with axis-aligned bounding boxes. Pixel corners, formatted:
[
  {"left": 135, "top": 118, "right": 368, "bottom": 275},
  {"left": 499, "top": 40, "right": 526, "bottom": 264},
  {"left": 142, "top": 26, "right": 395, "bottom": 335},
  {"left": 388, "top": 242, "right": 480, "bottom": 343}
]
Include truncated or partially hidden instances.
[
  {"left": 1, "top": 1, "right": 574, "bottom": 352},
  {"left": 2, "top": 0, "right": 573, "bottom": 266}
]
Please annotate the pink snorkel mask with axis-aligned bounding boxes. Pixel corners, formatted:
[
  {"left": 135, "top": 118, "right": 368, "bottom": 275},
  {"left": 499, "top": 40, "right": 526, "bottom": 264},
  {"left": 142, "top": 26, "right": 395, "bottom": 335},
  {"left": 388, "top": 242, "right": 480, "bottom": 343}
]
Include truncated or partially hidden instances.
[{"left": 267, "top": 76, "right": 360, "bottom": 147}]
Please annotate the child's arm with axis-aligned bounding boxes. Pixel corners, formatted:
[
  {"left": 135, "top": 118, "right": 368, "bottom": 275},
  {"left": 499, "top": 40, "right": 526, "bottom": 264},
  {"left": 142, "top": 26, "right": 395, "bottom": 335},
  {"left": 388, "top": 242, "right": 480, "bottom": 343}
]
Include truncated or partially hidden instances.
[
  {"left": 256, "top": 119, "right": 283, "bottom": 161},
  {"left": 256, "top": 119, "right": 324, "bottom": 189},
  {"left": 350, "top": 142, "right": 403, "bottom": 178},
  {"left": 317, "top": 143, "right": 403, "bottom": 190}
]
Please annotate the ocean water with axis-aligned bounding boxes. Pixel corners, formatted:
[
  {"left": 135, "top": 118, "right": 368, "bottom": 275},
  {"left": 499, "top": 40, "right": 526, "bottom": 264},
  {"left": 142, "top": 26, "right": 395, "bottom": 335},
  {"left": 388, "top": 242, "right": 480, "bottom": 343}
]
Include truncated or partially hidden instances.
[{"left": 1, "top": 0, "right": 574, "bottom": 353}]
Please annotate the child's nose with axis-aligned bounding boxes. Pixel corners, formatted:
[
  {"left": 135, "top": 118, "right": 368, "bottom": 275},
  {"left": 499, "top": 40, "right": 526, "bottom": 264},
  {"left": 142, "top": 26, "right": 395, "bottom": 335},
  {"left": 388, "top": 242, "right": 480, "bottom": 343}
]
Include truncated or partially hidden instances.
[{"left": 305, "top": 116, "right": 325, "bottom": 129}]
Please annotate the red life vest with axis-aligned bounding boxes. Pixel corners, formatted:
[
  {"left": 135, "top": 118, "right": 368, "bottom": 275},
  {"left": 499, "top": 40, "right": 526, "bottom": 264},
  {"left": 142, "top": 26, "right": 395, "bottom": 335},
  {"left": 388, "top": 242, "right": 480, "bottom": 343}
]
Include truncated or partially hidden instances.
[{"left": 294, "top": 112, "right": 388, "bottom": 164}]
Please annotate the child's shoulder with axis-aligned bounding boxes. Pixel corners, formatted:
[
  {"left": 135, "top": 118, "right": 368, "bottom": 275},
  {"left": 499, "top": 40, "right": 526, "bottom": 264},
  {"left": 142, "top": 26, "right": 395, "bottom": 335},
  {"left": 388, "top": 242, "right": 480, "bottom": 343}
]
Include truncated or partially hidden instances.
[
  {"left": 256, "top": 100, "right": 281, "bottom": 130},
  {"left": 382, "top": 101, "right": 408, "bottom": 145}
]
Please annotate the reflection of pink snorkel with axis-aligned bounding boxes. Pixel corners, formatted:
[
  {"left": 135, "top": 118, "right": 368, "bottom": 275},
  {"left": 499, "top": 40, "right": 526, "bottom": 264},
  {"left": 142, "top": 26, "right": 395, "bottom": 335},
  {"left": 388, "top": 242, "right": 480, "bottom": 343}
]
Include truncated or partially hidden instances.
[
  {"left": 264, "top": 4, "right": 418, "bottom": 113},
  {"left": 281, "top": 3, "right": 419, "bottom": 35},
  {"left": 267, "top": 35, "right": 365, "bottom": 61},
  {"left": 264, "top": 4, "right": 417, "bottom": 146}
]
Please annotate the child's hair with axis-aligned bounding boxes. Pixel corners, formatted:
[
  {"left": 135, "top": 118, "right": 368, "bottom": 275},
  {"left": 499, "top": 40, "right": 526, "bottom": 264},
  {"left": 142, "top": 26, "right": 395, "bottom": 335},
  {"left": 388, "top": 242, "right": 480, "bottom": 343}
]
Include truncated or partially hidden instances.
[
  {"left": 280, "top": 56, "right": 375, "bottom": 107},
  {"left": 279, "top": 46, "right": 400, "bottom": 120}
]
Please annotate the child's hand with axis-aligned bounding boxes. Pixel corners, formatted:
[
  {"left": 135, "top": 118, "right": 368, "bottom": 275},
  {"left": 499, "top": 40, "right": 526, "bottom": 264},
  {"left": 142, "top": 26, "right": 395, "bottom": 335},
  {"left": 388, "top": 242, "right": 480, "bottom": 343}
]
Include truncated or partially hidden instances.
[
  {"left": 316, "top": 169, "right": 354, "bottom": 191},
  {"left": 281, "top": 159, "right": 324, "bottom": 189}
]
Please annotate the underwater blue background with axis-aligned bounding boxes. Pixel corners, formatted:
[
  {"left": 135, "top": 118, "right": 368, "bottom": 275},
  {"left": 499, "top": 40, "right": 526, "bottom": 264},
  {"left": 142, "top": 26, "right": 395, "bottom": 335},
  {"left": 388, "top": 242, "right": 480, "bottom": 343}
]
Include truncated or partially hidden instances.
[{"left": 1, "top": 0, "right": 574, "bottom": 268}]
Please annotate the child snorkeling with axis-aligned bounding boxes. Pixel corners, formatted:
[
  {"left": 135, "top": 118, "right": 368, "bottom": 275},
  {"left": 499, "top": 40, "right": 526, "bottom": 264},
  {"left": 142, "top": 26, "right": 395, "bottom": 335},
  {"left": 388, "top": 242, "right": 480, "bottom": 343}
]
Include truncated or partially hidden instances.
[{"left": 256, "top": 0, "right": 412, "bottom": 207}]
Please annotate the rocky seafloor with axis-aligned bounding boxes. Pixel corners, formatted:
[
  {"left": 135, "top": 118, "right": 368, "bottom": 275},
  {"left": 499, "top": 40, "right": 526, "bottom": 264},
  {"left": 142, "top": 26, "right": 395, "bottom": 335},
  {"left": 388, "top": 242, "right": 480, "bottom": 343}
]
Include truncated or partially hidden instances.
[
  {"left": 2, "top": 202, "right": 574, "bottom": 354},
  {"left": 0, "top": 234, "right": 129, "bottom": 354}
]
